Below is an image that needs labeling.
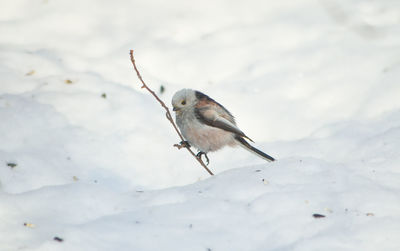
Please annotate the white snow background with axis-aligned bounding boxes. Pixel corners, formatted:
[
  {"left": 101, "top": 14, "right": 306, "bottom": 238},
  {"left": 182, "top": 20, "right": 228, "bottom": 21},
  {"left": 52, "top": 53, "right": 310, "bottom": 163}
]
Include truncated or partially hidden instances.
[{"left": 1, "top": 0, "right": 400, "bottom": 250}]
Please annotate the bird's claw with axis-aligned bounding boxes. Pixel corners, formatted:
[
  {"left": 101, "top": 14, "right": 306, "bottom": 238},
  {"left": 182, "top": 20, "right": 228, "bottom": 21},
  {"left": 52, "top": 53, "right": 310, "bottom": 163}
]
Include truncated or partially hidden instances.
[{"left": 196, "top": 151, "right": 210, "bottom": 165}]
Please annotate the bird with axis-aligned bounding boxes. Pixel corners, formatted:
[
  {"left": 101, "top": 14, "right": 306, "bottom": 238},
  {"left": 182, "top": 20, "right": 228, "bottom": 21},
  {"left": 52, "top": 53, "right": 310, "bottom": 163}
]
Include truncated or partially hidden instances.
[{"left": 171, "top": 89, "right": 275, "bottom": 164}]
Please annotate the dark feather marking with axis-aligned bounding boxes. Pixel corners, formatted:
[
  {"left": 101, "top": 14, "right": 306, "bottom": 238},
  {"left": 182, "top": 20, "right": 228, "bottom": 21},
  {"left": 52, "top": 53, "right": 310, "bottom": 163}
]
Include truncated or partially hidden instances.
[
  {"left": 194, "top": 90, "right": 254, "bottom": 141},
  {"left": 194, "top": 91, "right": 234, "bottom": 119},
  {"left": 195, "top": 107, "right": 254, "bottom": 142},
  {"left": 195, "top": 107, "right": 238, "bottom": 131}
]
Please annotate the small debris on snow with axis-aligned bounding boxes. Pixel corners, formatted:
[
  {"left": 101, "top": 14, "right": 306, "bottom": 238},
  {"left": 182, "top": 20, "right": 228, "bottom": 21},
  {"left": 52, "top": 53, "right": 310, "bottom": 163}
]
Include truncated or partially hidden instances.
[
  {"left": 23, "top": 222, "right": 35, "bottom": 228},
  {"left": 25, "top": 70, "right": 35, "bottom": 76},
  {"left": 312, "top": 214, "right": 326, "bottom": 218},
  {"left": 159, "top": 85, "right": 165, "bottom": 94},
  {"left": 54, "top": 236, "right": 64, "bottom": 242},
  {"left": 7, "top": 162, "right": 17, "bottom": 168}
]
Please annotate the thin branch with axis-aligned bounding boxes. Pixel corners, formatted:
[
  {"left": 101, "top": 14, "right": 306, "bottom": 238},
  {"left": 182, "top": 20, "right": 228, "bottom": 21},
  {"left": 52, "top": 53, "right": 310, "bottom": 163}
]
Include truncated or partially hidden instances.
[{"left": 129, "top": 50, "right": 214, "bottom": 176}]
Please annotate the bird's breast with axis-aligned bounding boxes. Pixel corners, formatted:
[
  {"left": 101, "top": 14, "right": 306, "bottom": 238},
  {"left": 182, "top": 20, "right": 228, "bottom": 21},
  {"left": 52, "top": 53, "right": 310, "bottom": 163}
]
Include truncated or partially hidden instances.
[{"left": 183, "top": 122, "right": 236, "bottom": 153}]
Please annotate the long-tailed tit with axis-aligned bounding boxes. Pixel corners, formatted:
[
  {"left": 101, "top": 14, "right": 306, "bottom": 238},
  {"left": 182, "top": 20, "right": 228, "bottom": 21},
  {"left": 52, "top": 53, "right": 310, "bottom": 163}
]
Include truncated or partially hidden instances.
[{"left": 171, "top": 89, "right": 275, "bottom": 163}]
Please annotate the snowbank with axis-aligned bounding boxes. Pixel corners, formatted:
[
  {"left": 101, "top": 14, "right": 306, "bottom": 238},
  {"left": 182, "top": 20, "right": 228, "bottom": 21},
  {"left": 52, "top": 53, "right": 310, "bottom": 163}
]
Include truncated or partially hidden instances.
[{"left": 1, "top": 0, "right": 399, "bottom": 250}]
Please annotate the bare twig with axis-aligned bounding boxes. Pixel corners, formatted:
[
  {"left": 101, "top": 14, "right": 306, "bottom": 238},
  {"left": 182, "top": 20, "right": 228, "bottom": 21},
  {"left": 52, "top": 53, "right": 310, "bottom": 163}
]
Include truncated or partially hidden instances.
[
  {"left": 129, "top": 50, "right": 214, "bottom": 176},
  {"left": 173, "top": 143, "right": 186, "bottom": 150}
]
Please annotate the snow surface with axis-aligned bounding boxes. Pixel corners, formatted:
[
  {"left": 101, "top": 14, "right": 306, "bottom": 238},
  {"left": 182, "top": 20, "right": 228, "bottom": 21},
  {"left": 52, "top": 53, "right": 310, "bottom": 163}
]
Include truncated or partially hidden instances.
[{"left": 1, "top": 0, "right": 400, "bottom": 250}]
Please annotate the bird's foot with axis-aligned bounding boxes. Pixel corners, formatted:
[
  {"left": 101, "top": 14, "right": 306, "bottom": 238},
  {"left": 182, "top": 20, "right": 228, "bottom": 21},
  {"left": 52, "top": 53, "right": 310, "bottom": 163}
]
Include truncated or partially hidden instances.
[
  {"left": 173, "top": 140, "right": 191, "bottom": 150},
  {"left": 196, "top": 151, "right": 210, "bottom": 165},
  {"left": 180, "top": 140, "right": 191, "bottom": 148}
]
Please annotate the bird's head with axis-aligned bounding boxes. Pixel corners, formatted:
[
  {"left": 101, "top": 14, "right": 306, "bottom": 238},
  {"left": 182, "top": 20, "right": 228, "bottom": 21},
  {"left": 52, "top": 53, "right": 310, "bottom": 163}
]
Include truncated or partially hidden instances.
[{"left": 171, "top": 89, "right": 197, "bottom": 113}]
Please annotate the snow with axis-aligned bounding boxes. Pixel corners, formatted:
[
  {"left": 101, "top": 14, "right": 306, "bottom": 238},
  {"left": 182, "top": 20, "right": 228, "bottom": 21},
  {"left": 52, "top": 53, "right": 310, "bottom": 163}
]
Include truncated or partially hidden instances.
[{"left": 1, "top": 0, "right": 400, "bottom": 250}]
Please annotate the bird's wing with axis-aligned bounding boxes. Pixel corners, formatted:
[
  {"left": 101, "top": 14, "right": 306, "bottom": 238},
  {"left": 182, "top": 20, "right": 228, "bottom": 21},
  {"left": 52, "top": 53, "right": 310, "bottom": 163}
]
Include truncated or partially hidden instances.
[{"left": 195, "top": 106, "right": 254, "bottom": 142}]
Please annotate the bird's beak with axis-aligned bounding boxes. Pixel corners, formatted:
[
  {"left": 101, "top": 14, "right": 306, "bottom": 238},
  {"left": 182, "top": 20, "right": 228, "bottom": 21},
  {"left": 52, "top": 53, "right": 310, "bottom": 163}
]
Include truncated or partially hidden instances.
[{"left": 173, "top": 106, "right": 179, "bottom": 111}]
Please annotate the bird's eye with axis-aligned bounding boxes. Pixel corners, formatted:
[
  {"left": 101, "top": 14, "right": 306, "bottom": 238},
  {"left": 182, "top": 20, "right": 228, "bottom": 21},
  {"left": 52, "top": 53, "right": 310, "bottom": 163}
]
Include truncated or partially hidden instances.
[{"left": 181, "top": 100, "right": 186, "bottom": 105}]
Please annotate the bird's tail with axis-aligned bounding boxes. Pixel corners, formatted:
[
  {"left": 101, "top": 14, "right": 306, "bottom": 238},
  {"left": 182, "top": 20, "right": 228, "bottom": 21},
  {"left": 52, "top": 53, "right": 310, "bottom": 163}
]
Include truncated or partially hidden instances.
[{"left": 235, "top": 136, "right": 275, "bottom": 162}]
